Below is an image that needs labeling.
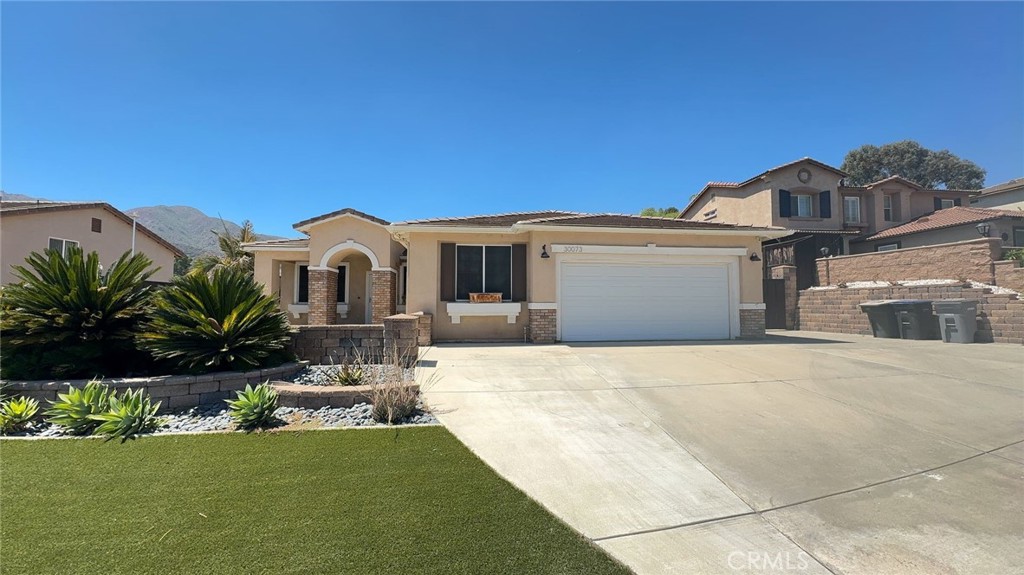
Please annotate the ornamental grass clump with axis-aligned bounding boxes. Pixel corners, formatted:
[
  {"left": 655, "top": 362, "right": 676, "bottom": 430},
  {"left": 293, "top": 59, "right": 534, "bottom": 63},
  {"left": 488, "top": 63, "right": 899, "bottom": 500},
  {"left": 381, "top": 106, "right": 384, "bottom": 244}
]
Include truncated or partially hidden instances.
[
  {"left": 139, "top": 267, "right": 293, "bottom": 374},
  {"left": 0, "top": 396, "right": 40, "bottom": 434},
  {"left": 44, "top": 380, "right": 114, "bottom": 435},
  {"left": 369, "top": 345, "right": 419, "bottom": 424},
  {"left": 0, "top": 247, "right": 156, "bottom": 379},
  {"left": 90, "top": 388, "right": 162, "bottom": 442},
  {"left": 327, "top": 347, "right": 365, "bottom": 386},
  {"left": 227, "top": 383, "right": 279, "bottom": 430}
]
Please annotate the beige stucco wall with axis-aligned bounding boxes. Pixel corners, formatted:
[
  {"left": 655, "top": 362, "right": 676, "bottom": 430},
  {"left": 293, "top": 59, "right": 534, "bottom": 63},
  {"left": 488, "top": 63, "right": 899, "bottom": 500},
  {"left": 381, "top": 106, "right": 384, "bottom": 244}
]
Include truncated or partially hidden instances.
[
  {"left": 305, "top": 215, "right": 397, "bottom": 270},
  {"left": 1, "top": 207, "right": 177, "bottom": 285},
  {"left": 404, "top": 229, "right": 767, "bottom": 341},
  {"left": 972, "top": 188, "right": 1024, "bottom": 211},
  {"left": 907, "top": 191, "right": 973, "bottom": 220}
]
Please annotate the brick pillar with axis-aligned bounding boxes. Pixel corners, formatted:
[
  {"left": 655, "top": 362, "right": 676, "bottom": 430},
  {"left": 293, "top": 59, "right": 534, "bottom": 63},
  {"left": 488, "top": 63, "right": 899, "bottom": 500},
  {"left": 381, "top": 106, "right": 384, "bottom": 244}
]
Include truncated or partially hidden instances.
[
  {"left": 771, "top": 265, "right": 799, "bottom": 330},
  {"left": 308, "top": 269, "right": 338, "bottom": 325},
  {"left": 529, "top": 308, "right": 556, "bottom": 343},
  {"left": 371, "top": 269, "right": 396, "bottom": 324},
  {"left": 739, "top": 308, "right": 766, "bottom": 339}
]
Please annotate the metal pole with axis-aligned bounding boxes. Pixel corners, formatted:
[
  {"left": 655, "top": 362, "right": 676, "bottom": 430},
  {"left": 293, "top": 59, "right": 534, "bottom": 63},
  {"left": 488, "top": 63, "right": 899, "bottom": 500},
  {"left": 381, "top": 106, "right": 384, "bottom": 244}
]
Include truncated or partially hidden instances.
[{"left": 131, "top": 218, "right": 137, "bottom": 255}]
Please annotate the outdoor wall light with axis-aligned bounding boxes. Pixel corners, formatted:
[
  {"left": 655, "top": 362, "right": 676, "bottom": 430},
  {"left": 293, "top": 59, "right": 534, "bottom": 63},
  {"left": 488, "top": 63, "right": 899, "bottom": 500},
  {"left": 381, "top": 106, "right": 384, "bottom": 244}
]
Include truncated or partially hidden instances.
[
  {"left": 540, "top": 244, "right": 550, "bottom": 259},
  {"left": 976, "top": 222, "right": 992, "bottom": 237},
  {"left": 749, "top": 252, "right": 761, "bottom": 262},
  {"left": 820, "top": 247, "right": 830, "bottom": 257}
]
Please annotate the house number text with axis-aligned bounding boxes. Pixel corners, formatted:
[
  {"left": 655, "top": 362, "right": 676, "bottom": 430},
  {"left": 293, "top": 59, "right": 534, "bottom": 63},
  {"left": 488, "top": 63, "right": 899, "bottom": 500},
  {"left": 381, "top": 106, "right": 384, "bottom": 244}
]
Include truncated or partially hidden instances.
[{"left": 561, "top": 245, "right": 584, "bottom": 253}]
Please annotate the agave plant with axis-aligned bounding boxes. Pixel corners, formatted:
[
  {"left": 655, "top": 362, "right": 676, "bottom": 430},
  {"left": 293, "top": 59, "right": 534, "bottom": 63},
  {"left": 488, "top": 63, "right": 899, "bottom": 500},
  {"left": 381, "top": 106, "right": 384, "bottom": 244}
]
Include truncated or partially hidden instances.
[
  {"left": 0, "top": 396, "right": 40, "bottom": 434},
  {"left": 0, "top": 247, "right": 156, "bottom": 379},
  {"left": 139, "top": 267, "right": 293, "bottom": 373},
  {"left": 91, "top": 388, "right": 161, "bottom": 442},
  {"left": 227, "top": 383, "right": 279, "bottom": 430},
  {"left": 44, "top": 380, "right": 113, "bottom": 435}
]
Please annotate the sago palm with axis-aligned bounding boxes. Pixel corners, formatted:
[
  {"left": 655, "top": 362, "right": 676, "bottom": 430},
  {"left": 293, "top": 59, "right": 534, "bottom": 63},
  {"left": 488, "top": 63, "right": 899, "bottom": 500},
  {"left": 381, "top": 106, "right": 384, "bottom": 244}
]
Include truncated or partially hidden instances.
[
  {"left": 140, "top": 267, "right": 292, "bottom": 372},
  {"left": 0, "top": 247, "right": 156, "bottom": 379}
]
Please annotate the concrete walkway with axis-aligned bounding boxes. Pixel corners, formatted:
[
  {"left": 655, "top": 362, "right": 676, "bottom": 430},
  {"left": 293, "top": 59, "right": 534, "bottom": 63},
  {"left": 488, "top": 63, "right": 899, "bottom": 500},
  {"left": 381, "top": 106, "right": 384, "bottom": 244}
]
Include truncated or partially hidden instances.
[{"left": 418, "top": 332, "right": 1024, "bottom": 574}]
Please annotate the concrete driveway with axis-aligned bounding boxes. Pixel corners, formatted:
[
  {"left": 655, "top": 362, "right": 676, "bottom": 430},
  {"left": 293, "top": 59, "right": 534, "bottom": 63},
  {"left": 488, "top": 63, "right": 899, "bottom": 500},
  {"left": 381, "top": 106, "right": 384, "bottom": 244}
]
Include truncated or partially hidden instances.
[{"left": 418, "top": 332, "right": 1024, "bottom": 575}]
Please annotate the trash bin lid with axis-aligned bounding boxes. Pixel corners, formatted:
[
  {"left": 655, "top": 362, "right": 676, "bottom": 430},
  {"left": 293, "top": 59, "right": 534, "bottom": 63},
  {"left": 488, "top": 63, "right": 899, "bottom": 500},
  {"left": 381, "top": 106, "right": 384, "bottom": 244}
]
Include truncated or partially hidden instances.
[
  {"left": 858, "top": 300, "right": 897, "bottom": 308},
  {"left": 932, "top": 299, "right": 979, "bottom": 313},
  {"left": 889, "top": 299, "right": 934, "bottom": 310}
]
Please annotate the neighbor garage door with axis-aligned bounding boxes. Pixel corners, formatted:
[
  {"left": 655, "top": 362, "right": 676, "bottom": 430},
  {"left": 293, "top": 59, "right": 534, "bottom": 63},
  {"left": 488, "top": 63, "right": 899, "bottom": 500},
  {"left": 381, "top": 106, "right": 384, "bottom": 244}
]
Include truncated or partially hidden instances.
[{"left": 559, "top": 259, "right": 732, "bottom": 341}]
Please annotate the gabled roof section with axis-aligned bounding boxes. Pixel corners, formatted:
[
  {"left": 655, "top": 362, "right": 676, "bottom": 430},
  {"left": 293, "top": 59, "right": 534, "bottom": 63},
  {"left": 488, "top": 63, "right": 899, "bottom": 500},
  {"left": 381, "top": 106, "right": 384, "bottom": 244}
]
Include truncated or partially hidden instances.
[
  {"left": 863, "top": 175, "right": 924, "bottom": 190},
  {"left": 292, "top": 208, "right": 390, "bottom": 231},
  {"left": 0, "top": 200, "right": 184, "bottom": 257},
  {"left": 392, "top": 211, "right": 578, "bottom": 227},
  {"left": 977, "top": 177, "right": 1024, "bottom": 197},
  {"left": 862, "top": 206, "right": 1024, "bottom": 241}
]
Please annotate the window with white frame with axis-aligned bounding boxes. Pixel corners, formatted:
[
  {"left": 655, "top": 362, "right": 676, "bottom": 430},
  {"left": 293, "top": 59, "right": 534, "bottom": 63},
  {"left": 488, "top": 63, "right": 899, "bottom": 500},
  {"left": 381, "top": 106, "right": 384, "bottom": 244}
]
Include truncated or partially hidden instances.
[
  {"left": 455, "top": 245, "right": 512, "bottom": 301},
  {"left": 295, "top": 263, "right": 348, "bottom": 304},
  {"left": 940, "top": 199, "right": 955, "bottom": 209},
  {"left": 876, "top": 243, "right": 900, "bottom": 252},
  {"left": 843, "top": 196, "right": 861, "bottom": 224},
  {"left": 48, "top": 237, "right": 79, "bottom": 258},
  {"left": 883, "top": 195, "right": 894, "bottom": 221},
  {"left": 791, "top": 194, "right": 813, "bottom": 217}
]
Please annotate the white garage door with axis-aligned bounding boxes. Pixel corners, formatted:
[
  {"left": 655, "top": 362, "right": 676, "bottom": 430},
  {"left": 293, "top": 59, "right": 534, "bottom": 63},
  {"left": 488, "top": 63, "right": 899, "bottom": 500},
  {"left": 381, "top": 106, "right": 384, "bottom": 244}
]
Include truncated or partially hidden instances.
[{"left": 559, "top": 259, "right": 732, "bottom": 341}]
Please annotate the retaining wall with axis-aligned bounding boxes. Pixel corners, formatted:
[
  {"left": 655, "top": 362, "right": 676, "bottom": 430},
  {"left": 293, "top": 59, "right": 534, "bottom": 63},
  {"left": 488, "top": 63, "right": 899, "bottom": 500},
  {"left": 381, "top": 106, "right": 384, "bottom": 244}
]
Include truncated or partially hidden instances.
[
  {"left": 816, "top": 238, "right": 1002, "bottom": 286},
  {"left": 287, "top": 314, "right": 419, "bottom": 366}
]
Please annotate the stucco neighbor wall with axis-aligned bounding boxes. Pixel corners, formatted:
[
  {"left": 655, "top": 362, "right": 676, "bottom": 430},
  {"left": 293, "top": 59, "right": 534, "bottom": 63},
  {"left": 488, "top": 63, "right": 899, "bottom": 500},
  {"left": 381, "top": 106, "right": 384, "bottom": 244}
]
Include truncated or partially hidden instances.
[
  {"left": 816, "top": 238, "right": 1003, "bottom": 286},
  {"left": 1, "top": 207, "right": 177, "bottom": 284}
]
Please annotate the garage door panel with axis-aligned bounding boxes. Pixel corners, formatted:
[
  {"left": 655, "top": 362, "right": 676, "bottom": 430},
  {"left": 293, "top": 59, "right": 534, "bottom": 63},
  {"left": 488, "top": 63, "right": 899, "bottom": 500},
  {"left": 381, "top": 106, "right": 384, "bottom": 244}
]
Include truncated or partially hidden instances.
[{"left": 560, "top": 260, "right": 732, "bottom": 342}]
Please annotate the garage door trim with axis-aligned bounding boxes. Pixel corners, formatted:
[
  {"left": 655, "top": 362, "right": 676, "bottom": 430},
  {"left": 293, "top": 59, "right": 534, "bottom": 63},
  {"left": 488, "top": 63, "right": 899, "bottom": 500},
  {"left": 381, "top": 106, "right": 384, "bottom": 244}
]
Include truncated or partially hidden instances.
[{"left": 554, "top": 249, "right": 741, "bottom": 341}]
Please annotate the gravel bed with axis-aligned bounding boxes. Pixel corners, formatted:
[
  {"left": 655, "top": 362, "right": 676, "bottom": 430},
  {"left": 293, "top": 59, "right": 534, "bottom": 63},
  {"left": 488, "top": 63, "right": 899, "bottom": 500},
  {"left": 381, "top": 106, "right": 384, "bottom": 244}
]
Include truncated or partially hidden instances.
[
  {"left": 286, "top": 364, "right": 416, "bottom": 386},
  {"left": 5, "top": 401, "right": 437, "bottom": 438}
]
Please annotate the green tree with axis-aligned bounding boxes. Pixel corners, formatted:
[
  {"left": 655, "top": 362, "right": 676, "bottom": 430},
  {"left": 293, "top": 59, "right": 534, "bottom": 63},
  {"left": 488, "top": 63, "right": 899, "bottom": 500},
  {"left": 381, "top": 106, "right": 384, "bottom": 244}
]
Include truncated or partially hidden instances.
[
  {"left": 841, "top": 140, "right": 985, "bottom": 189},
  {"left": 173, "top": 255, "right": 192, "bottom": 276},
  {"left": 191, "top": 219, "right": 257, "bottom": 275},
  {"left": 639, "top": 206, "right": 680, "bottom": 218}
]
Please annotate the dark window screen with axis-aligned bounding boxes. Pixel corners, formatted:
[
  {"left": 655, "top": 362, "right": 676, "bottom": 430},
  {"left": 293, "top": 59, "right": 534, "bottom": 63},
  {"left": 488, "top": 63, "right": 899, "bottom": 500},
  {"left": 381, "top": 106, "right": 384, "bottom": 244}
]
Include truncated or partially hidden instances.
[
  {"left": 456, "top": 246, "right": 483, "bottom": 300},
  {"left": 484, "top": 246, "right": 512, "bottom": 299},
  {"left": 298, "top": 265, "right": 309, "bottom": 303},
  {"left": 337, "top": 266, "right": 347, "bottom": 303}
]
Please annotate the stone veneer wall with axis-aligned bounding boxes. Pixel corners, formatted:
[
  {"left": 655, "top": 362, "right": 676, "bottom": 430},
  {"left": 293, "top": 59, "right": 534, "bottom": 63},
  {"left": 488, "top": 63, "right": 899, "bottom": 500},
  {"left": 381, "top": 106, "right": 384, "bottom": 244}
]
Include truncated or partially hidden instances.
[
  {"left": 528, "top": 309, "right": 556, "bottom": 343},
  {"left": 739, "top": 308, "right": 766, "bottom": 339},
  {"left": 798, "top": 285, "right": 1024, "bottom": 344},
  {"left": 308, "top": 269, "right": 338, "bottom": 324},
  {"left": 5, "top": 362, "right": 306, "bottom": 412},
  {"left": 816, "top": 238, "right": 1002, "bottom": 286},
  {"left": 370, "top": 269, "right": 396, "bottom": 323},
  {"left": 994, "top": 260, "right": 1024, "bottom": 294},
  {"left": 413, "top": 312, "right": 432, "bottom": 346},
  {"left": 287, "top": 314, "right": 419, "bottom": 366}
]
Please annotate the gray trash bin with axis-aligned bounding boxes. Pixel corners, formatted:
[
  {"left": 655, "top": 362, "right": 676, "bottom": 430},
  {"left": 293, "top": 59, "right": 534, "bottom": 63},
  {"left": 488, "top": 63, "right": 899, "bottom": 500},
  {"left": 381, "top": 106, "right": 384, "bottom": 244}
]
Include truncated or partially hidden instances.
[
  {"left": 933, "top": 299, "right": 979, "bottom": 344},
  {"left": 890, "top": 300, "right": 941, "bottom": 340},
  {"left": 859, "top": 300, "right": 900, "bottom": 338}
]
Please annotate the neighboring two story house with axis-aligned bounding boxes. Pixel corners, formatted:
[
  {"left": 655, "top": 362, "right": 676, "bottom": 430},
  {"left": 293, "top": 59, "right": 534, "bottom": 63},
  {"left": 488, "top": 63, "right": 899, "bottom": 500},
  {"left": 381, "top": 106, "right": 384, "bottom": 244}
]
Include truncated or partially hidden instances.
[
  {"left": 678, "top": 158, "right": 977, "bottom": 289},
  {"left": 970, "top": 178, "right": 1024, "bottom": 211},
  {"left": 0, "top": 200, "right": 183, "bottom": 285}
]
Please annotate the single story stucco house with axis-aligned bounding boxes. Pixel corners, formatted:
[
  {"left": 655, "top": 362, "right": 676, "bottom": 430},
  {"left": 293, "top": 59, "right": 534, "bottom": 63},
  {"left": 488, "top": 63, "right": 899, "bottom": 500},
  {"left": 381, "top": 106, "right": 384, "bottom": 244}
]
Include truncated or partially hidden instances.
[{"left": 244, "top": 209, "right": 788, "bottom": 343}]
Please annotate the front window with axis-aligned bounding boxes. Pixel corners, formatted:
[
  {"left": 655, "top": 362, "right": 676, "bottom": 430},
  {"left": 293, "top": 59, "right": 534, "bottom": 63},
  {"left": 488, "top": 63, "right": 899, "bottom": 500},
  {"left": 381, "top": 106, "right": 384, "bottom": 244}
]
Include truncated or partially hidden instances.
[
  {"left": 940, "top": 199, "right": 955, "bottom": 209},
  {"left": 456, "top": 245, "right": 512, "bottom": 301},
  {"left": 791, "top": 195, "right": 813, "bottom": 217},
  {"left": 48, "top": 237, "right": 79, "bottom": 258},
  {"left": 883, "top": 195, "right": 893, "bottom": 221},
  {"left": 843, "top": 196, "right": 861, "bottom": 224}
]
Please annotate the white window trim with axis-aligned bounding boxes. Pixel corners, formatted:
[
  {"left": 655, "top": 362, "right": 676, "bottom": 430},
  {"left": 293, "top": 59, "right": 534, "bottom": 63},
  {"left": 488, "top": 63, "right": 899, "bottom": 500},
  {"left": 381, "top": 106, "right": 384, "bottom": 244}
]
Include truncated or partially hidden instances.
[
  {"left": 843, "top": 196, "right": 861, "bottom": 224},
  {"left": 446, "top": 302, "right": 522, "bottom": 324},
  {"left": 883, "top": 195, "right": 893, "bottom": 221},
  {"left": 48, "top": 237, "right": 79, "bottom": 257},
  {"left": 454, "top": 244, "right": 513, "bottom": 302},
  {"left": 293, "top": 261, "right": 350, "bottom": 305}
]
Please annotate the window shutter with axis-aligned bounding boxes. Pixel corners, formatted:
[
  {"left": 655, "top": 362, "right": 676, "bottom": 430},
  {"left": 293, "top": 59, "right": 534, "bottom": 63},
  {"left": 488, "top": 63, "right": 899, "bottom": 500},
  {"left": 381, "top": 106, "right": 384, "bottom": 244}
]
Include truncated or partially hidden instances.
[
  {"left": 819, "top": 191, "right": 831, "bottom": 219},
  {"left": 440, "top": 243, "right": 456, "bottom": 301},
  {"left": 778, "top": 189, "right": 791, "bottom": 217},
  {"left": 511, "top": 244, "right": 527, "bottom": 302},
  {"left": 954, "top": 197, "right": 962, "bottom": 207},
  {"left": 934, "top": 197, "right": 943, "bottom": 211}
]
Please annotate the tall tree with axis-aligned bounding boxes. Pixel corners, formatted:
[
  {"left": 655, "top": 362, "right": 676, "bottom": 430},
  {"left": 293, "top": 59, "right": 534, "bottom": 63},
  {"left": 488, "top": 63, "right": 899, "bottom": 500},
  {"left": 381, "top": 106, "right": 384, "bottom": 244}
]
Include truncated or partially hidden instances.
[
  {"left": 190, "top": 219, "right": 257, "bottom": 275},
  {"left": 841, "top": 140, "right": 985, "bottom": 189},
  {"left": 639, "top": 206, "right": 680, "bottom": 218}
]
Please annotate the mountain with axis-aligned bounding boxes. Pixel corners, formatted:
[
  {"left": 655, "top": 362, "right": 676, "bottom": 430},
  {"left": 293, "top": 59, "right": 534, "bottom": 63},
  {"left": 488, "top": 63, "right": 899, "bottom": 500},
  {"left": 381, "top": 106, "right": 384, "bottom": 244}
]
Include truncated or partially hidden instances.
[
  {"left": 125, "top": 205, "right": 284, "bottom": 258},
  {"left": 0, "top": 192, "right": 44, "bottom": 201}
]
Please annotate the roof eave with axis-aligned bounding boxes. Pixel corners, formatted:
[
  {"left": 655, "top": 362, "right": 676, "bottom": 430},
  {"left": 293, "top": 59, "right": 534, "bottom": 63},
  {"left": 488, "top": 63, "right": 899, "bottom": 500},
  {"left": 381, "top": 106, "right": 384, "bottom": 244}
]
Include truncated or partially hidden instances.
[{"left": 513, "top": 222, "right": 792, "bottom": 238}]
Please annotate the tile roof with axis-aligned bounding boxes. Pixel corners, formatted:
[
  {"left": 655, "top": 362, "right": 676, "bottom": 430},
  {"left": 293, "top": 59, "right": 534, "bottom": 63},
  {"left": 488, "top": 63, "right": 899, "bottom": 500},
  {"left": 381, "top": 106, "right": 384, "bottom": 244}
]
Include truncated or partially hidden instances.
[
  {"left": 292, "top": 208, "right": 389, "bottom": 230},
  {"left": 0, "top": 200, "right": 184, "bottom": 257},
  {"left": 392, "top": 211, "right": 578, "bottom": 227},
  {"left": 517, "top": 212, "right": 773, "bottom": 230},
  {"left": 241, "top": 238, "right": 309, "bottom": 250},
  {"left": 863, "top": 206, "right": 1024, "bottom": 241}
]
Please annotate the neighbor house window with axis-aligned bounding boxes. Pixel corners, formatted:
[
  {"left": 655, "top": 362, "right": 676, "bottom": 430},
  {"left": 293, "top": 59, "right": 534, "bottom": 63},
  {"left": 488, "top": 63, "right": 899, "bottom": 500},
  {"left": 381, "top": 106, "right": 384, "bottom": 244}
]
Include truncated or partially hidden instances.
[
  {"left": 47, "top": 237, "right": 79, "bottom": 258},
  {"left": 883, "top": 195, "right": 895, "bottom": 221},
  {"left": 940, "top": 199, "right": 955, "bottom": 209},
  {"left": 791, "top": 195, "right": 813, "bottom": 217},
  {"left": 91, "top": 218, "right": 102, "bottom": 233},
  {"left": 1014, "top": 227, "right": 1024, "bottom": 247},
  {"left": 295, "top": 263, "right": 348, "bottom": 304},
  {"left": 876, "top": 243, "right": 900, "bottom": 252},
  {"left": 843, "top": 196, "right": 861, "bottom": 224},
  {"left": 456, "top": 245, "right": 512, "bottom": 301}
]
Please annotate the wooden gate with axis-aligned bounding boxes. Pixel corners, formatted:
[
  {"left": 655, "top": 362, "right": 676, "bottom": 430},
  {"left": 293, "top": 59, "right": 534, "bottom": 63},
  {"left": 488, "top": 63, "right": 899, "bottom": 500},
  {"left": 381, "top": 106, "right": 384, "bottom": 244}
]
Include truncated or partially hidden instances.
[{"left": 763, "top": 278, "right": 787, "bottom": 329}]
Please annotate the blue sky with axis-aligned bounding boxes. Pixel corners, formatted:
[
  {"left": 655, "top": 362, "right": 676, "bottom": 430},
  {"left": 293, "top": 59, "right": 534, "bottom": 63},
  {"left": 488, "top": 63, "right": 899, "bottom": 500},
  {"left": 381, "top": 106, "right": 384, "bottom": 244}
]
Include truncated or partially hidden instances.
[{"left": 3, "top": 2, "right": 1022, "bottom": 238}]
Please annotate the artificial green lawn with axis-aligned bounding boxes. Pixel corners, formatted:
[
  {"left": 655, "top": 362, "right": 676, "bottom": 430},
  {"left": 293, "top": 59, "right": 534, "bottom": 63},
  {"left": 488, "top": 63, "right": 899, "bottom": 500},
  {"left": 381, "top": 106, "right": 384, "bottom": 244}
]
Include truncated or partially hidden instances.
[{"left": 1, "top": 427, "right": 630, "bottom": 575}]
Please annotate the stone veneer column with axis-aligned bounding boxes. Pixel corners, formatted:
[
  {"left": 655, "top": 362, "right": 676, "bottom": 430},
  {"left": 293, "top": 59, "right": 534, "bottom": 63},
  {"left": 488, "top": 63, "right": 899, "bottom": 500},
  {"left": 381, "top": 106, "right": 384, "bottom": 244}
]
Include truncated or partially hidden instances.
[
  {"left": 371, "top": 269, "right": 397, "bottom": 324},
  {"left": 529, "top": 308, "right": 556, "bottom": 343},
  {"left": 739, "top": 308, "right": 766, "bottom": 339},
  {"left": 771, "top": 265, "right": 799, "bottom": 330},
  {"left": 308, "top": 269, "right": 338, "bottom": 325}
]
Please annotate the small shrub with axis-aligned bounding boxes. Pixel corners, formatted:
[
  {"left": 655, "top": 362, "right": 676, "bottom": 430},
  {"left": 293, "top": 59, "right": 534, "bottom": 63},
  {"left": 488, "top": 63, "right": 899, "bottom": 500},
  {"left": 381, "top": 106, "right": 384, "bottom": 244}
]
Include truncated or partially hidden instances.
[
  {"left": 44, "top": 380, "right": 113, "bottom": 435},
  {"left": 1004, "top": 248, "right": 1024, "bottom": 263},
  {"left": 369, "top": 345, "right": 418, "bottom": 424},
  {"left": 227, "top": 383, "right": 279, "bottom": 429},
  {"left": 0, "top": 396, "right": 40, "bottom": 434},
  {"left": 140, "top": 268, "right": 293, "bottom": 373},
  {"left": 91, "top": 388, "right": 162, "bottom": 442},
  {"left": 0, "top": 248, "right": 156, "bottom": 379}
]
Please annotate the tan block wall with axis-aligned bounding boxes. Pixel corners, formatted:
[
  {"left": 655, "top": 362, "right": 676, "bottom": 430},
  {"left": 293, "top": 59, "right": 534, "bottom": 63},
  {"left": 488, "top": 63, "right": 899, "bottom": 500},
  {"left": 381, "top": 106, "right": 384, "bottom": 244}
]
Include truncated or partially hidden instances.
[
  {"left": 994, "top": 260, "right": 1024, "bottom": 294},
  {"left": 797, "top": 285, "right": 1024, "bottom": 344},
  {"left": 816, "top": 238, "right": 1002, "bottom": 285}
]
